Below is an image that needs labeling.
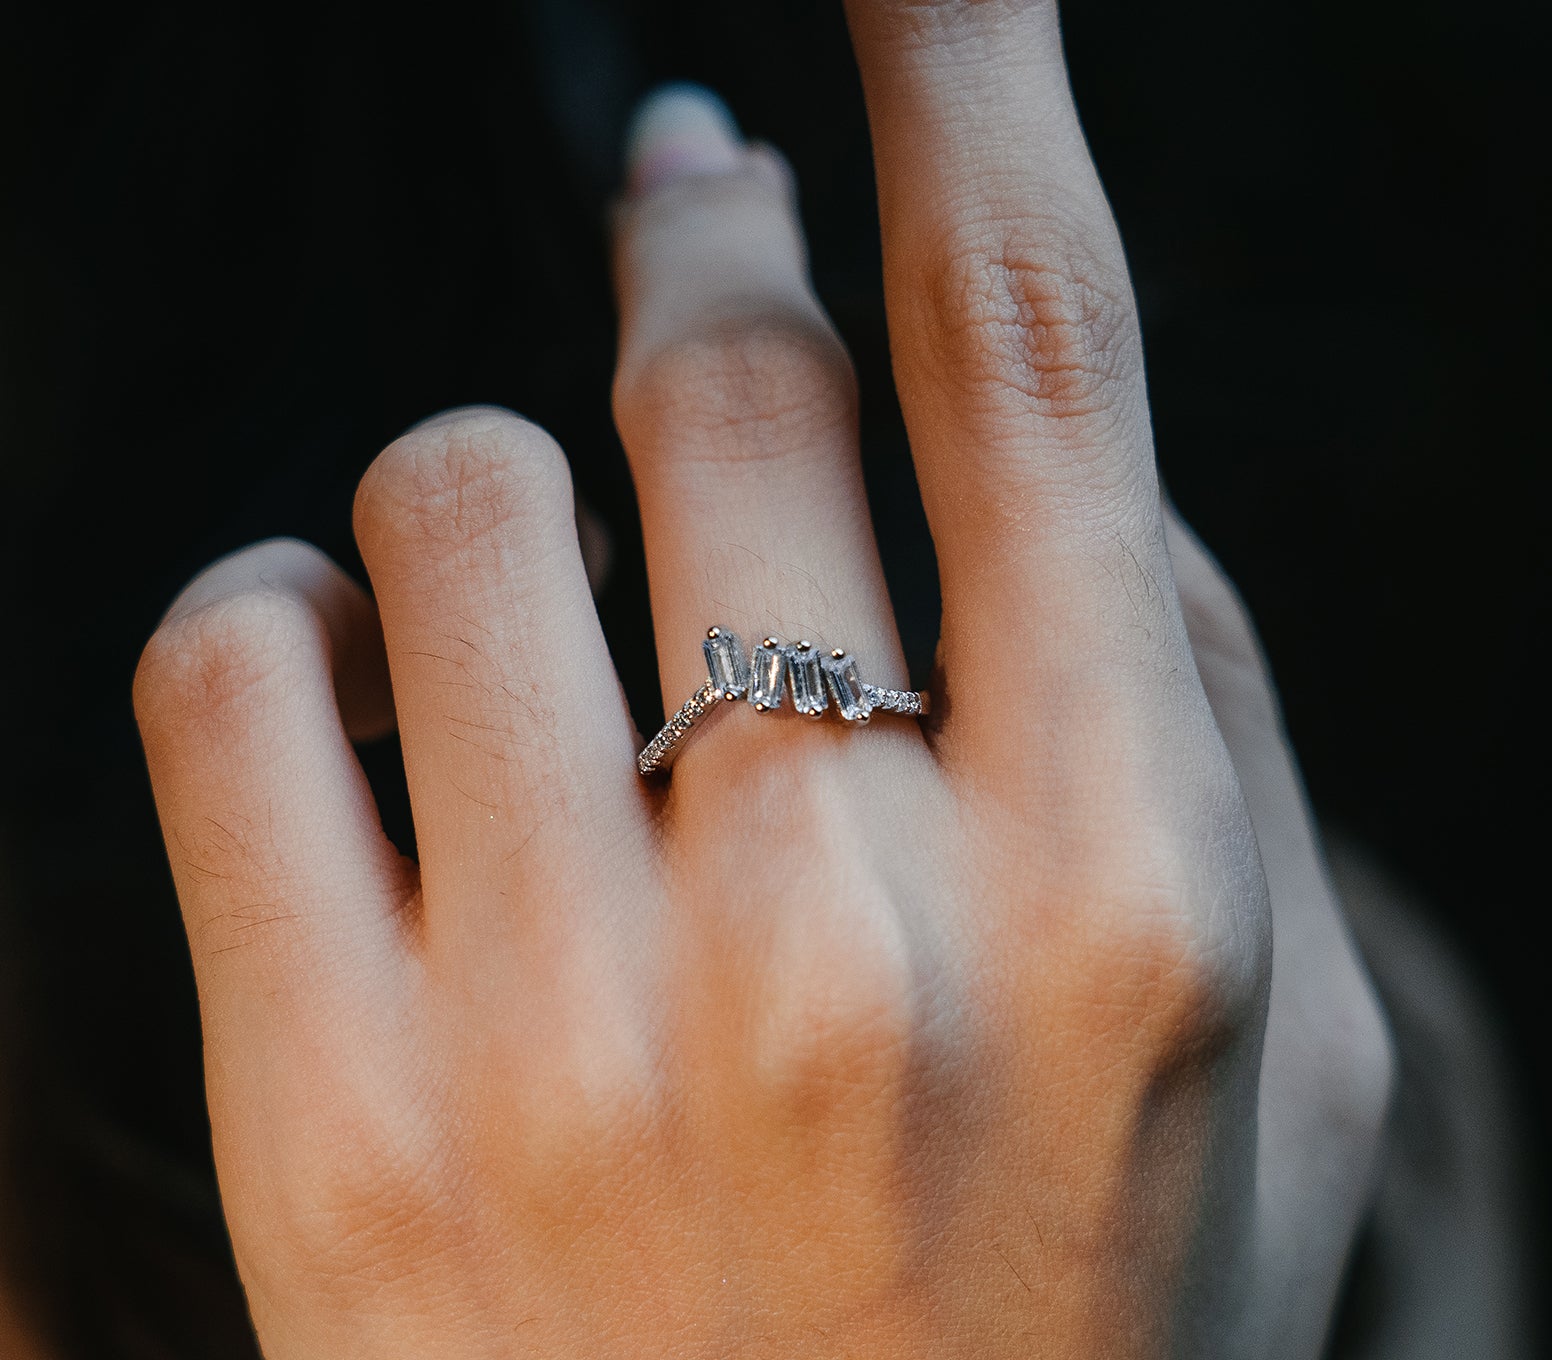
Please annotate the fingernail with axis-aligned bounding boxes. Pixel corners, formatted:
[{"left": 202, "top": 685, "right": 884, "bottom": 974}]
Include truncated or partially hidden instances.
[{"left": 624, "top": 83, "right": 744, "bottom": 198}]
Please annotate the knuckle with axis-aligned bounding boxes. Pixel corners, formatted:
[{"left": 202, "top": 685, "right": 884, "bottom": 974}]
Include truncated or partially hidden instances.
[
  {"left": 135, "top": 582, "right": 321, "bottom": 726},
  {"left": 614, "top": 312, "right": 857, "bottom": 468},
  {"left": 219, "top": 1037, "right": 471, "bottom": 1309},
  {"left": 745, "top": 885, "right": 922, "bottom": 1124},
  {"left": 354, "top": 407, "right": 572, "bottom": 558},
  {"left": 1051, "top": 814, "right": 1273, "bottom": 1068},
  {"left": 1085, "top": 906, "right": 1266, "bottom": 1075},
  {"left": 1174, "top": 909, "right": 1269, "bottom": 1056},
  {"left": 511, "top": 992, "right": 666, "bottom": 1159},
  {"left": 910, "top": 214, "right": 1143, "bottom": 452},
  {"left": 259, "top": 1111, "right": 463, "bottom": 1307}
]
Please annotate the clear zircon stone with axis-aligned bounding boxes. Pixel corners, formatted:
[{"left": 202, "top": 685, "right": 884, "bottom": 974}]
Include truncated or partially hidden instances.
[
  {"left": 748, "top": 638, "right": 787, "bottom": 711},
  {"left": 821, "top": 650, "right": 872, "bottom": 721},
  {"left": 787, "top": 643, "right": 829, "bottom": 716},
  {"left": 702, "top": 628, "right": 749, "bottom": 699}
]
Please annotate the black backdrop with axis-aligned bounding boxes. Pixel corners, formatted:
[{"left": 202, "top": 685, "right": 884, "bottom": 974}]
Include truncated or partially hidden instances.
[{"left": 2, "top": 1, "right": 1545, "bottom": 1353}]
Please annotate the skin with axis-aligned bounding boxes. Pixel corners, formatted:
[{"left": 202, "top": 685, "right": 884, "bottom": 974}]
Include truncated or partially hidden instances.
[{"left": 132, "top": 2, "right": 1395, "bottom": 1356}]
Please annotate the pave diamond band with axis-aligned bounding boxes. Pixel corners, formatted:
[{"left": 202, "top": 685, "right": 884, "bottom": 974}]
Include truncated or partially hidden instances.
[{"left": 637, "top": 627, "right": 931, "bottom": 777}]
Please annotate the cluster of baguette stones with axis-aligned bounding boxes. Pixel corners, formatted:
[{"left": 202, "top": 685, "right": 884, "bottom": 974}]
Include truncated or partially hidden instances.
[{"left": 636, "top": 627, "right": 925, "bottom": 776}]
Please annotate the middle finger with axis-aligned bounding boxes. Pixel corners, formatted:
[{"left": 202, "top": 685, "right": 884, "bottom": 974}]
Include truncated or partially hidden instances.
[{"left": 847, "top": 0, "right": 1181, "bottom": 764}]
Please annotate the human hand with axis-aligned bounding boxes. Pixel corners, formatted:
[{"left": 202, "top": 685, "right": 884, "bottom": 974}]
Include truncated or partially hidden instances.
[{"left": 133, "top": 3, "right": 1393, "bottom": 1355}]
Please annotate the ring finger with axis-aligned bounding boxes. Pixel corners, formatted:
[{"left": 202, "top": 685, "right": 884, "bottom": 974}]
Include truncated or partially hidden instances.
[{"left": 611, "top": 87, "right": 911, "bottom": 770}]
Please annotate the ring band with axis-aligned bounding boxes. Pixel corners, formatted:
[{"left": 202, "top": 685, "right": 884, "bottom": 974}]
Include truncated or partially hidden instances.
[{"left": 637, "top": 627, "right": 930, "bottom": 776}]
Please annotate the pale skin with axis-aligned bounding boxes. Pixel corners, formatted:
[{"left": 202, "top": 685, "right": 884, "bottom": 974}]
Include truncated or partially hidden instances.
[{"left": 131, "top": 2, "right": 1395, "bottom": 1356}]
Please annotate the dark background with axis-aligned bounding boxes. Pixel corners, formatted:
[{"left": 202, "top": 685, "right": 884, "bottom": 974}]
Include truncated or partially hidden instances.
[{"left": 1, "top": 1, "right": 1544, "bottom": 1353}]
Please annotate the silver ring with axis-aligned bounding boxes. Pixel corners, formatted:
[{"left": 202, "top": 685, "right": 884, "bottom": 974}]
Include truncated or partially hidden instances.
[{"left": 638, "top": 626, "right": 931, "bottom": 776}]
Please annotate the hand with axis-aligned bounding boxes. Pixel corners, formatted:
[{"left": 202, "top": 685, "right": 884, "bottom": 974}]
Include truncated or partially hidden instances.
[{"left": 133, "top": 4, "right": 1393, "bottom": 1355}]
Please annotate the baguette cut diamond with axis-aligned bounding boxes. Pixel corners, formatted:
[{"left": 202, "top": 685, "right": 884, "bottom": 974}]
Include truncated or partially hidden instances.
[
  {"left": 638, "top": 625, "right": 929, "bottom": 774},
  {"left": 821, "top": 650, "right": 872, "bottom": 721},
  {"left": 748, "top": 639, "right": 787, "bottom": 711},
  {"left": 702, "top": 628, "right": 749, "bottom": 699},
  {"left": 787, "top": 643, "right": 829, "bottom": 716}
]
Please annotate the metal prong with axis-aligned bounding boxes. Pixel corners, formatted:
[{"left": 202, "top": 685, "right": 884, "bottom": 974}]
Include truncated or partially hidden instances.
[
  {"left": 831, "top": 648, "right": 845, "bottom": 659},
  {"left": 762, "top": 636, "right": 780, "bottom": 649},
  {"left": 796, "top": 640, "right": 811, "bottom": 651},
  {"left": 723, "top": 689, "right": 738, "bottom": 702},
  {"left": 753, "top": 702, "right": 768, "bottom": 713}
]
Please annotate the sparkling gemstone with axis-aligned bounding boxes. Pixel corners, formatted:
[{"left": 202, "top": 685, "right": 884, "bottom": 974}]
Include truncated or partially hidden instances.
[
  {"left": 702, "top": 628, "right": 749, "bottom": 699},
  {"left": 787, "top": 643, "right": 829, "bottom": 716},
  {"left": 821, "top": 650, "right": 872, "bottom": 721},
  {"left": 748, "top": 639, "right": 787, "bottom": 711}
]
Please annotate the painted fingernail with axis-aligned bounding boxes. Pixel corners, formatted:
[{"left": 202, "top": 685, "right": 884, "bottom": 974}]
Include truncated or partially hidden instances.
[{"left": 624, "top": 83, "right": 743, "bottom": 198}]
